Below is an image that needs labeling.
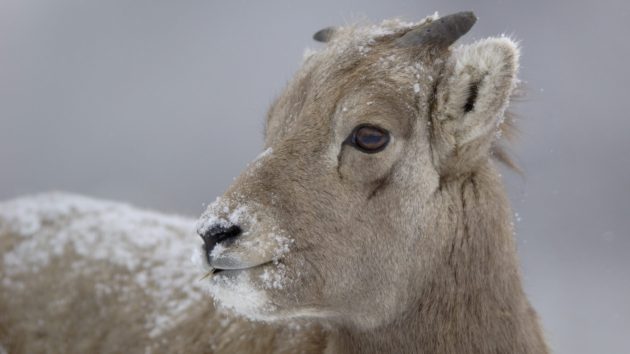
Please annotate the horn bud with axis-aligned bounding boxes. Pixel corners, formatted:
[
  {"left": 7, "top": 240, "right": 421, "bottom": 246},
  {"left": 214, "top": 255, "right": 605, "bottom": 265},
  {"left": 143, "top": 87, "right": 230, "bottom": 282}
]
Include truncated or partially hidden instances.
[
  {"left": 313, "top": 27, "right": 336, "bottom": 43},
  {"left": 397, "top": 11, "right": 477, "bottom": 48}
]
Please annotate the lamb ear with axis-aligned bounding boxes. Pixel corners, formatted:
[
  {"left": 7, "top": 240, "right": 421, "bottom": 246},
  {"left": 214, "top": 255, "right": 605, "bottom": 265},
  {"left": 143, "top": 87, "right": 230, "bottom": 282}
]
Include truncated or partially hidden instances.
[{"left": 431, "top": 37, "right": 520, "bottom": 174}]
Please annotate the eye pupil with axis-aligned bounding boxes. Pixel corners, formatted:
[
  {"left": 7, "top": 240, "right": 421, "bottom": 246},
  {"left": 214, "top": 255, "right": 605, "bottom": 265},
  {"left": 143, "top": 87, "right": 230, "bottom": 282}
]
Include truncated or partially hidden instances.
[
  {"left": 356, "top": 128, "right": 384, "bottom": 148},
  {"left": 351, "top": 125, "right": 390, "bottom": 153}
]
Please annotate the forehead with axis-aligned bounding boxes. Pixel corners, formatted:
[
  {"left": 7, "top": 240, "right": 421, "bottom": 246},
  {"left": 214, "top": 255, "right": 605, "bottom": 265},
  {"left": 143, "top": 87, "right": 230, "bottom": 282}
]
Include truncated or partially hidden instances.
[{"left": 265, "top": 16, "right": 441, "bottom": 144}]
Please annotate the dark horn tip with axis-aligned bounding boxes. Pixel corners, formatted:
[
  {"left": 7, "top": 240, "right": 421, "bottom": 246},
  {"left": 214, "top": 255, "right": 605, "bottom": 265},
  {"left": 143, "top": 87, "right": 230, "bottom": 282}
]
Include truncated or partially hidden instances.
[
  {"left": 447, "top": 11, "right": 477, "bottom": 30},
  {"left": 437, "top": 11, "right": 477, "bottom": 45},
  {"left": 460, "top": 11, "right": 477, "bottom": 20},
  {"left": 313, "top": 27, "right": 335, "bottom": 43},
  {"left": 392, "top": 11, "right": 478, "bottom": 48},
  {"left": 458, "top": 11, "right": 477, "bottom": 28}
]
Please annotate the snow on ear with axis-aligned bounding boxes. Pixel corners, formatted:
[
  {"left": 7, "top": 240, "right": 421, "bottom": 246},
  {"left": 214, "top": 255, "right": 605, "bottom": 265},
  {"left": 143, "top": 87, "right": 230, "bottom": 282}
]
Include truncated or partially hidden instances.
[{"left": 431, "top": 37, "right": 519, "bottom": 175}]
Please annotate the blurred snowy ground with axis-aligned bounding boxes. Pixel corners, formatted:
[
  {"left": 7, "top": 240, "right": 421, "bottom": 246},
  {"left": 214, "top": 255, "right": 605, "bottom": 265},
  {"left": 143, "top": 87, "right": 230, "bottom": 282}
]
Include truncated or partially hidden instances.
[{"left": 1, "top": 1, "right": 628, "bottom": 353}]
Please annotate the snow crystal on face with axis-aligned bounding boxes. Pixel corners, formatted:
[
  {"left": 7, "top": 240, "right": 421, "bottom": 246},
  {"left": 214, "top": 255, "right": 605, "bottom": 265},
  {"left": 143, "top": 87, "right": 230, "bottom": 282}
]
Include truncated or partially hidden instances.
[
  {"left": 207, "top": 271, "right": 273, "bottom": 321},
  {"left": 413, "top": 83, "right": 421, "bottom": 93},
  {"left": 365, "top": 17, "right": 418, "bottom": 38},
  {"left": 260, "top": 263, "right": 287, "bottom": 290},
  {"left": 228, "top": 205, "right": 248, "bottom": 225},
  {"left": 196, "top": 199, "right": 250, "bottom": 237},
  {"left": 197, "top": 193, "right": 263, "bottom": 254},
  {"left": 357, "top": 45, "right": 371, "bottom": 55},
  {"left": 209, "top": 242, "right": 226, "bottom": 259},
  {"left": 254, "top": 147, "right": 273, "bottom": 163},
  {"left": 0, "top": 192, "right": 204, "bottom": 338},
  {"left": 246, "top": 147, "right": 274, "bottom": 172},
  {"left": 271, "top": 233, "right": 293, "bottom": 262}
]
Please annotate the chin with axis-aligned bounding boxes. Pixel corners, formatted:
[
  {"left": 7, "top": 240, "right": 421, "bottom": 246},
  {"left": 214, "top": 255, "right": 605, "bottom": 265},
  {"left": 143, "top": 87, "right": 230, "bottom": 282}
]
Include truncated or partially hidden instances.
[
  {"left": 204, "top": 262, "right": 294, "bottom": 321},
  {"left": 206, "top": 265, "right": 333, "bottom": 323},
  {"left": 206, "top": 269, "right": 280, "bottom": 321}
]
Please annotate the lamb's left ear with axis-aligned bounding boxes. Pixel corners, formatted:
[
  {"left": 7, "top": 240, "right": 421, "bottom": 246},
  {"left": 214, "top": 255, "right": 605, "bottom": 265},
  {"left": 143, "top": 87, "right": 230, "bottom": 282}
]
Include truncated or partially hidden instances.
[{"left": 431, "top": 37, "right": 520, "bottom": 175}]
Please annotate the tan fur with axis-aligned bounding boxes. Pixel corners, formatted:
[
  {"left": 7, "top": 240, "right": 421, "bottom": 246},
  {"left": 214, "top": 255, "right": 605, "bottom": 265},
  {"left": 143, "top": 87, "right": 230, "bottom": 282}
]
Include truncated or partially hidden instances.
[{"left": 0, "top": 13, "right": 548, "bottom": 353}]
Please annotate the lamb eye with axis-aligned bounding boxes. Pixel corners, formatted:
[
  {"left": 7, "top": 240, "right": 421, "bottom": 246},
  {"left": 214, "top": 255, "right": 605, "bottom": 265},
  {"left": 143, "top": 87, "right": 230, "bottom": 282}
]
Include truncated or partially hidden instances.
[{"left": 347, "top": 124, "right": 390, "bottom": 153}]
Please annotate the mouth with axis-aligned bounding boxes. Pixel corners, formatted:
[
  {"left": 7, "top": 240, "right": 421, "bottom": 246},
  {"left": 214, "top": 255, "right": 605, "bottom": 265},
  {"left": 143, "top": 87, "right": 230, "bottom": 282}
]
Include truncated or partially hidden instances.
[
  {"left": 203, "top": 260, "right": 276, "bottom": 279},
  {"left": 211, "top": 268, "right": 226, "bottom": 275}
]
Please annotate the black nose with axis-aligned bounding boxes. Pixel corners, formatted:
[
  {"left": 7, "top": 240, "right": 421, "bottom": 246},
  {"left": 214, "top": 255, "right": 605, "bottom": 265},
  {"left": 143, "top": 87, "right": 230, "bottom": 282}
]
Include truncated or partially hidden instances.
[{"left": 198, "top": 224, "right": 242, "bottom": 263}]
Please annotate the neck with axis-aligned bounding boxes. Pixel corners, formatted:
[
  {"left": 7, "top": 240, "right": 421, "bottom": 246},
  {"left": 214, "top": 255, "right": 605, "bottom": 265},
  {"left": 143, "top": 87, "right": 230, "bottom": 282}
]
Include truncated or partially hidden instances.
[{"left": 326, "top": 167, "right": 548, "bottom": 353}]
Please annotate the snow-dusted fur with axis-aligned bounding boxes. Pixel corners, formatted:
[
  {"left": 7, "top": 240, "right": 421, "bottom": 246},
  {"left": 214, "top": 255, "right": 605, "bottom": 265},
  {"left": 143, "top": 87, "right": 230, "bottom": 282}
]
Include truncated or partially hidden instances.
[
  {"left": 0, "top": 12, "right": 548, "bottom": 353},
  {"left": 0, "top": 193, "right": 324, "bottom": 353}
]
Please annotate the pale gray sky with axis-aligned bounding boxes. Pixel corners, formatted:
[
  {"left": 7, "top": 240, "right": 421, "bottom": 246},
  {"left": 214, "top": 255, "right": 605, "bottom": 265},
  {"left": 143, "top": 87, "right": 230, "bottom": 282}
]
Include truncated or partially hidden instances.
[{"left": 1, "top": 1, "right": 629, "bottom": 352}]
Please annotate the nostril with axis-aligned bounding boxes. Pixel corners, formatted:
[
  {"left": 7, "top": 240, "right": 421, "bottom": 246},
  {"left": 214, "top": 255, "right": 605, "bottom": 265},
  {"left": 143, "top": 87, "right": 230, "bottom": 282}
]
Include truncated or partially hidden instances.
[
  {"left": 198, "top": 224, "right": 242, "bottom": 260},
  {"left": 209, "top": 225, "right": 242, "bottom": 243}
]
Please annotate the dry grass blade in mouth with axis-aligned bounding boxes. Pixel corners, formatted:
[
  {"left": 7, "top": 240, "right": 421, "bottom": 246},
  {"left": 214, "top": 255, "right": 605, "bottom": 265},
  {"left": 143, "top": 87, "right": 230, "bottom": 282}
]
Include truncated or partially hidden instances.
[
  {"left": 199, "top": 270, "right": 214, "bottom": 281},
  {"left": 199, "top": 268, "right": 224, "bottom": 280}
]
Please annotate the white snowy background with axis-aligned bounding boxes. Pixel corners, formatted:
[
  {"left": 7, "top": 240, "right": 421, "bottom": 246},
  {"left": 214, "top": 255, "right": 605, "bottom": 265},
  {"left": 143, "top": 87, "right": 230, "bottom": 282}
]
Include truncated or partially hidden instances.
[{"left": 1, "top": 1, "right": 628, "bottom": 353}]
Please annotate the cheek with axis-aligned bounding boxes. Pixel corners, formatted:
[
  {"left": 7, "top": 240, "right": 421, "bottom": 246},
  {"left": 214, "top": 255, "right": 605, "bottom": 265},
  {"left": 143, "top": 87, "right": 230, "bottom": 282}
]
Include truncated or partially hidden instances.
[{"left": 338, "top": 141, "right": 402, "bottom": 182}]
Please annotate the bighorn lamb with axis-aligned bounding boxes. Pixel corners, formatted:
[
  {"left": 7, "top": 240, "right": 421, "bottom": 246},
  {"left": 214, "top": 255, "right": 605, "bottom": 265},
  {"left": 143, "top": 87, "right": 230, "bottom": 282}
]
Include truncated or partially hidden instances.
[{"left": 0, "top": 11, "right": 548, "bottom": 353}]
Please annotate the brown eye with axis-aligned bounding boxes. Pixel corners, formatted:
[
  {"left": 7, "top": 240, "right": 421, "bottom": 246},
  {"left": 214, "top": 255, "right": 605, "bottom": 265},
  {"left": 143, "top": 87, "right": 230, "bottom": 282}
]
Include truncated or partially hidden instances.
[{"left": 346, "top": 124, "right": 390, "bottom": 153}]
